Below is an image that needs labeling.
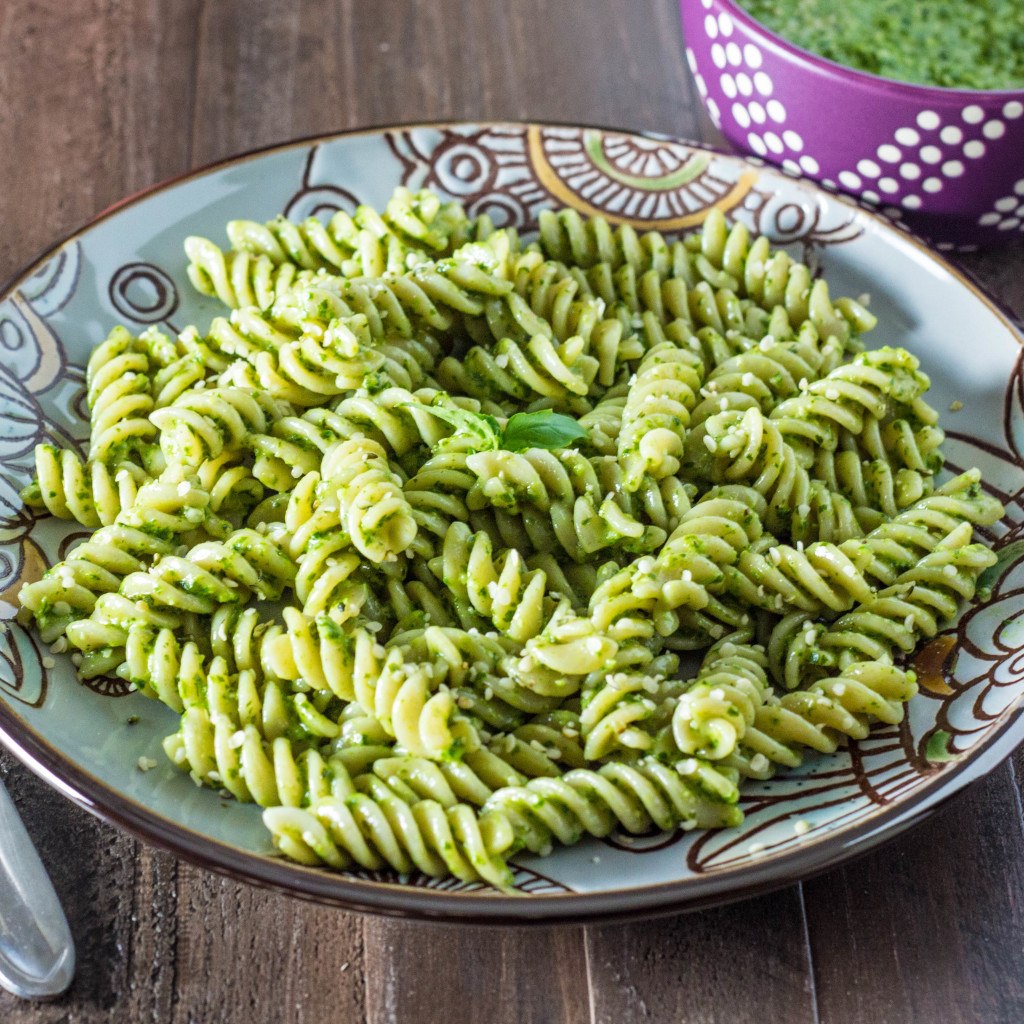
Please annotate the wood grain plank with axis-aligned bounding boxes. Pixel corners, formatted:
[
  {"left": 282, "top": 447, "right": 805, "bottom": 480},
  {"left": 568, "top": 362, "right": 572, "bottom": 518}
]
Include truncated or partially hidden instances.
[
  {"left": 0, "top": 749, "right": 178, "bottom": 1019},
  {"left": 363, "top": 921, "right": 591, "bottom": 1024},
  {"left": 585, "top": 890, "right": 818, "bottom": 1024},
  {"left": 169, "top": 863, "right": 365, "bottom": 1024},
  {"left": 0, "top": 0, "right": 199, "bottom": 280},
  {"left": 118, "top": 843, "right": 181, "bottom": 1024},
  {"left": 190, "top": 0, "right": 352, "bottom": 165},
  {"left": 804, "top": 763, "right": 1024, "bottom": 1024},
  {"left": 189, "top": 0, "right": 710, "bottom": 160}
]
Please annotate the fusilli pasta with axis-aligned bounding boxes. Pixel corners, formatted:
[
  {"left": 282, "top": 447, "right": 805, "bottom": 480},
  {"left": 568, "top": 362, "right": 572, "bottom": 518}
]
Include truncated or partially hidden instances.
[{"left": 15, "top": 188, "right": 1001, "bottom": 892}]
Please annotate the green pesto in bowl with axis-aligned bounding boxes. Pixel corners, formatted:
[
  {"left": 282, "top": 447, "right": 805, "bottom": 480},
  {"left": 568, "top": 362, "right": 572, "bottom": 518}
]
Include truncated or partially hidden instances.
[{"left": 737, "top": 0, "right": 1024, "bottom": 90}]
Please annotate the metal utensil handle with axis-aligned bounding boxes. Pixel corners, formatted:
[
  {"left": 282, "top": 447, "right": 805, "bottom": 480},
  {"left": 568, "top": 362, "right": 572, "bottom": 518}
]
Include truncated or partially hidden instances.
[{"left": 0, "top": 778, "right": 75, "bottom": 999}]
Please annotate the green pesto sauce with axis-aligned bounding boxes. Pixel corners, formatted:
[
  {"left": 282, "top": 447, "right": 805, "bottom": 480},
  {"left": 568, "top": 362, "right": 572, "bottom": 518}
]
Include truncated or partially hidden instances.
[{"left": 738, "top": 0, "right": 1024, "bottom": 89}]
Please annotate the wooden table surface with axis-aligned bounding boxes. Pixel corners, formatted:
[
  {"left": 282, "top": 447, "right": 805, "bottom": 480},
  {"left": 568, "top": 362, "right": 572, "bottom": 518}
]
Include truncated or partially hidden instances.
[{"left": 2, "top": 1, "right": 1024, "bottom": 1021}]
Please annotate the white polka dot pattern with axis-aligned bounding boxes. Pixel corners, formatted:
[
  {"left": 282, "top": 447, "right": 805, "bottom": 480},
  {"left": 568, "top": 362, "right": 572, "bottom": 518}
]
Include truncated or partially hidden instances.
[
  {"left": 699, "top": 32, "right": 823, "bottom": 184},
  {"left": 830, "top": 102, "right": 1017, "bottom": 220},
  {"left": 717, "top": 47, "right": 759, "bottom": 149},
  {"left": 977, "top": 178, "right": 1024, "bottom": 233},
  {"left": 747, "top": 132, "right": 767, "bottom": 156}
]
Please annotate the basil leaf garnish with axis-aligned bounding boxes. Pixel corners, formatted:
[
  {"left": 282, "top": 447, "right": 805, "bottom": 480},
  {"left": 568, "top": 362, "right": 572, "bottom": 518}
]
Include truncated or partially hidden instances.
[{"left": 501, "top": 410, "right": 588, "bottom": 452}]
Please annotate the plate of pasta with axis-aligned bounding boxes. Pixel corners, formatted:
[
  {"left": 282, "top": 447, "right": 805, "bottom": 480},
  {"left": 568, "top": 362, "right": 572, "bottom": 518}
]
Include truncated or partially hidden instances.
[{"left": 1, "top": 122, "right": 1023, "bottom": 922}]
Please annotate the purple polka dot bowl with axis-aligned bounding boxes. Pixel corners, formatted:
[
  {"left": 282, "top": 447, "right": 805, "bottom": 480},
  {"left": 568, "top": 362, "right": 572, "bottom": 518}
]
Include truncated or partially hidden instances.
[{"left": 680, "top": 0, "right": 1024, "bottom": 250}]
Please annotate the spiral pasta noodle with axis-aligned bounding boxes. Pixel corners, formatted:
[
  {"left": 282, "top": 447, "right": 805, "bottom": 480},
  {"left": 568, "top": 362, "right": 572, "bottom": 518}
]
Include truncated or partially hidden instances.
[
  {"left": 839, "top": 469, "right": 1002, "bottom": 588},
  {"left": 19, "top": 472, "right": 213, "bottom": 642},
  {"left": 769, "top": 347, "right": 933, "bottom": 454},
  {"left": 433, "top": 521, "right": 552, "bottom": 642},
  {"left": 150, "top": 386, "right": 287, "bottom": 468},
  {"left": 672, "top": 634, "right": 773, "bottom": 761},
  {"left": 818, "top": 540, "right": 996, "bottom": 669},
  {"left": 83, "top": 326, "right": 169, "bottom": 464},
  {"left": 539, "top": 208, "right": 874, "bottom": 348},
  {"left": 265, "top": 780, "right": 516, "bottom": 889},
  {"left": 689, "top": 322, "right": 844, "bottom": 427},
  {"left": 460, "top": 448, "right": 666, "bottom": 560},
  {"left": 436, "top": 332, "right": 600, "bottom": 413},
  {"left": 579, "top": 669, "right": 675, "bottom": 761},
  {"left": 483, "top": 755, "right": 742, "bottom": 856},
  {"left": 618, "top": 343, "right": 703, "bottom": 491},
  {"left": 499, "top": 251, "right": 645, "bottom": 386},
  {"left": 21, "top": 445, "right": 149, "bottom": 528},
  {"left": 670, "top": 635, "right": 916, "bottom": 776},
  {"left": 185, "top": 236, "right": 320, "bottom": 311},
  {"left": 219, "top": 188, "right": 482, "bottom": 277},
  {"left": 692, "top": 406, "right": 867, "bottom": 543},
  {"left": 589, "top": 489, "right": 765, "bottom": 648}
]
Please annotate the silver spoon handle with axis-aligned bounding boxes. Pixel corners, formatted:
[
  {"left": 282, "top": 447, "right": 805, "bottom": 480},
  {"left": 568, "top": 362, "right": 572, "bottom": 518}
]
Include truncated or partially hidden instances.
[{"left": 0, "top": 777, "right": 75, "bottom": 999}]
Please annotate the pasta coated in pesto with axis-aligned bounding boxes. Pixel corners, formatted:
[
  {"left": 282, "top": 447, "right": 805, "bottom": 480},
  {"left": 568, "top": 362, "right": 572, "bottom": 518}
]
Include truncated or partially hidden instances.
[{"left": 16, "top": 192, "right": 1002, "bottom": 890}]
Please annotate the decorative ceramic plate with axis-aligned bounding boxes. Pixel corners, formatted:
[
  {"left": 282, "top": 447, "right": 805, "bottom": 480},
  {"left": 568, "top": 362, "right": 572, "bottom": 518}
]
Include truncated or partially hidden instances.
[{"left": 1, "top": 123, "right": 1023, "bottom": 923}]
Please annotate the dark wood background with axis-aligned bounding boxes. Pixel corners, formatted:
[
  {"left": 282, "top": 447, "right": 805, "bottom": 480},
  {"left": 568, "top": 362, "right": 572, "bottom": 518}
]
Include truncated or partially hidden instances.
[{"left": 2, "top": 1, "right": 1024, "bottom": 1021}]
